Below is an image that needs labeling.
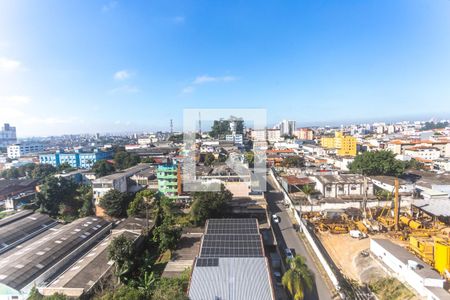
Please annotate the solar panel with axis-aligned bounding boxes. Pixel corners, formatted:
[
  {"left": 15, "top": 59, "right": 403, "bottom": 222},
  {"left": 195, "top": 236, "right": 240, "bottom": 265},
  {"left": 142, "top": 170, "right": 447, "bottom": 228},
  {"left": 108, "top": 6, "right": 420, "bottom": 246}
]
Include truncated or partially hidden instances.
[
  {"left": 199, "top": 219, "right": 263, "bottom": 258},
  {"left": 196, "top": 257, "right": 219, "bottom": 267}
]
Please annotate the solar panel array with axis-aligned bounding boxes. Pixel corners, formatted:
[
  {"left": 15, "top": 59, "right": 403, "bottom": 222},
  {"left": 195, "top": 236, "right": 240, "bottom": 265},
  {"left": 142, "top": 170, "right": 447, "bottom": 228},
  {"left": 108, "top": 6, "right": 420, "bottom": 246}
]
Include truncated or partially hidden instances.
[
  {"left": 196, "top": 257, "right": 219, "bottom": 267},
  {"left": 198, "top": 218, "right": 263, "bottom": 260}
]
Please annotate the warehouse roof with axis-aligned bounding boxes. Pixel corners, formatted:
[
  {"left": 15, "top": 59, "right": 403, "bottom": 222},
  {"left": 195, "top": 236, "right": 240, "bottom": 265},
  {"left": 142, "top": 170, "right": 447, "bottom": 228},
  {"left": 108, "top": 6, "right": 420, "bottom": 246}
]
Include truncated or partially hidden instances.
[
  {"left": 0, "top": 213, "right": 57, "bottom": 254},
  {"left": 189, "top": 218, "right": 274, "bottom": 300},
  {"left": 0, "top": 217, "right": 110, "bottom": 292},
  {"left": 372, "top": 239, "right": 442, "bottom": 279},
  {"left": 315, "top": 174, "right": 367, "bottom": 185},
  {"left": 46, "top": 230, "right": 138, "bottom": 294},
  {"left": 412, "top": 199, "right": 450, "bottom": 217},
  {"left": 189, "top": 257, "right": 274, "bottom": 300},
  {"left": 0, "top": 210, "right": 34, "bottom": 227}
]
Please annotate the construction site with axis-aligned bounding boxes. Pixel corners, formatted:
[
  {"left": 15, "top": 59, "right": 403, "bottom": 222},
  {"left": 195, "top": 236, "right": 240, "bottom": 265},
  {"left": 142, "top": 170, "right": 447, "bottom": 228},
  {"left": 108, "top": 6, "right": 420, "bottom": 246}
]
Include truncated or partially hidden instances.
[{"left": 302, "top": 178, "right": 450, "bottom": 299}]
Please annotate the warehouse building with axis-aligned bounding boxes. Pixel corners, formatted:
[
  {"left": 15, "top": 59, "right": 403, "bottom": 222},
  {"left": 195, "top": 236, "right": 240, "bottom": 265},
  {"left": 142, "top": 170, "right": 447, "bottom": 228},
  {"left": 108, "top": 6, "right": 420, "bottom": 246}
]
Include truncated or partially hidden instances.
[
  {"left": 0, "top": 217, "right": 111, "bottom": 299},
  {"left": 370, "top": 239, "right": 450, "bottom": 299},
  {"left": 0, "top": 212, "right": 57, "bottom": 255},
  {"left": 188, "top": 218, "right": 275, "bottom": 300}
]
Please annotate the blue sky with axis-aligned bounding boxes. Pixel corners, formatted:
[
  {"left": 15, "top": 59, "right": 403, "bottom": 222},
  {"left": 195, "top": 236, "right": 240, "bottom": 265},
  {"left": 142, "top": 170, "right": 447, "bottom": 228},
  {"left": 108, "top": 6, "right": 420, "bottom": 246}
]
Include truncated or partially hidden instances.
[{"left": 1, "top": 0, "right": 450, "bottom": 136}]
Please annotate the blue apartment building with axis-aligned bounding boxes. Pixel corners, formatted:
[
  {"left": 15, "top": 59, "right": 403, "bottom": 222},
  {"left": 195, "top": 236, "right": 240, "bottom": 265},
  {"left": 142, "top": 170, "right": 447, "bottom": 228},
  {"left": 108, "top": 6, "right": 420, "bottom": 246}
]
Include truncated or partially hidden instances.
[{"left": 39, "top": 149, "right": 112, "bottom": 169}]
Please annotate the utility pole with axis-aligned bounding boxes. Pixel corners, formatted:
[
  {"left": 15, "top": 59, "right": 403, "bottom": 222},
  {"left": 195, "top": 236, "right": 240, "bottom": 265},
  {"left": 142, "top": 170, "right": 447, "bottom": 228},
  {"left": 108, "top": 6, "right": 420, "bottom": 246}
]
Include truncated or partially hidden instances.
[{"left": 394, "top": 178, "right": 400, "bottom": 231}]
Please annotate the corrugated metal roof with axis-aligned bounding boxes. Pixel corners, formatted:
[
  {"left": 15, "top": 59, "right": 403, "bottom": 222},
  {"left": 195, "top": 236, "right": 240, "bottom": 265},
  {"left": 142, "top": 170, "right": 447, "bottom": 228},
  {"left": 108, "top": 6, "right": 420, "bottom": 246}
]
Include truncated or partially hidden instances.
[
  {"left": 412, "top": 199, "right": 450, "bottom": 217},
  {"left": 189, "top": 257, "right": 273, "bottom": 300}
]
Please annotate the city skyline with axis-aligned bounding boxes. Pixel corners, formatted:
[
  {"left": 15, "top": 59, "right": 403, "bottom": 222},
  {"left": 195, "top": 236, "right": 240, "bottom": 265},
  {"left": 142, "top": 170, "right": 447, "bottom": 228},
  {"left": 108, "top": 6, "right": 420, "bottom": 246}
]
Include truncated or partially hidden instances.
[{"left": 1, "top": 0, "right": 450, "bottom": 136}]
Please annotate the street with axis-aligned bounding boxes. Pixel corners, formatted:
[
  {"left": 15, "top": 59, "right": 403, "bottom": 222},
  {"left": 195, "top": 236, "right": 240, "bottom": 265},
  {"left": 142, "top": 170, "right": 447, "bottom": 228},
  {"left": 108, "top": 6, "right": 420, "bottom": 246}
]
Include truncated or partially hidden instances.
[{"left": 266, "top": 177, "right": 334, "bottom": 300}]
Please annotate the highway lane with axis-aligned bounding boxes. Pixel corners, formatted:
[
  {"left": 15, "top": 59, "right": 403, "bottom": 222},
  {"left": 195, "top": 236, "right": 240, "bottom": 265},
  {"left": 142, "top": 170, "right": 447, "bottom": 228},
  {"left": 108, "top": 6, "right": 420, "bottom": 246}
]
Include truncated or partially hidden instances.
[{"left": 266, "top": 177, "right": 334, "bottom": 300}]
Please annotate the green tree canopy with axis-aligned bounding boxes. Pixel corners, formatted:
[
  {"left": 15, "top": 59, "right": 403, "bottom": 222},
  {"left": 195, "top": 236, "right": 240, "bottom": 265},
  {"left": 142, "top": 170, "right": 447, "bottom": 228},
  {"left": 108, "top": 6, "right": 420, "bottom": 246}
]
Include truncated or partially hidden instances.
[
  {"left": 99, "top": 189, "right": 129, "bottom": 218},
  {"left": 108, "top": 235, "right": 136, "bottom": 282},
  {"left": 203, "top": 152, "right": 215, "bottom": 166},
  {"left": 92, "top": 160, "right": 116, "bottom": 177},
  {"left": 36, "top": 176, "right": 78, "bottom": 217},
  {"left": 282, "top": 156, "right": 305, "bottom": 168},
  {"left": 127, "top": 190, "right": 156, "bottom": 217},
  {"left": 348, "top": 150, "right": 406, "bottom": 176},
  {"left": 282, "top": 255, "right": 314, "bottom": 300},
  {"left": 190, "top": 185, "right": 232, "bottom": 225},
  {"left": 114, "top": 151, "right": 141, "bottom": 170}
]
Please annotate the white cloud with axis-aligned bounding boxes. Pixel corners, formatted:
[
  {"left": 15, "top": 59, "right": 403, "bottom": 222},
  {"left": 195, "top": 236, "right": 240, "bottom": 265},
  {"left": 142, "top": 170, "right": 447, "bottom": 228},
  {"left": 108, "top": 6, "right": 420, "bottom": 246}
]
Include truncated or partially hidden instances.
[
  {"left": 0, "top": 57, "right": 22, "bottom": 72},
  {"left": 0, "top": 95, "right": 31, "bottom": 105},
  {"left": 114, "top": 69, "right": 132, "bottom": 80},
  {"left": 181, "top": 86, "right": 195, "bottom": 94},
  {"left": 192, "top": 75, "right": 237, "bottom": 85},
  {"left": 109, "top": 85, "right": 140, "bottom": 94},
  {"left": 181, "top": 74, "right": 237, "bottom": 94},
  {"left": 102, "top": 1, "right": 118, "bottom": 12}
]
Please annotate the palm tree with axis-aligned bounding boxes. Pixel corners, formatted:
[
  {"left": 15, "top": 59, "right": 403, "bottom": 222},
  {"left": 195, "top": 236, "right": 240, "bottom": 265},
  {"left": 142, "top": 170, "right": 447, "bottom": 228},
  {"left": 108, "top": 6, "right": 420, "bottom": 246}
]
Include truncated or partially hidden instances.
[
  {"left": 301, "top": 185, "right": 314, "bottom": 199},
  {"left": 282, "top": 255, "right": 314, "bottom": 300}
]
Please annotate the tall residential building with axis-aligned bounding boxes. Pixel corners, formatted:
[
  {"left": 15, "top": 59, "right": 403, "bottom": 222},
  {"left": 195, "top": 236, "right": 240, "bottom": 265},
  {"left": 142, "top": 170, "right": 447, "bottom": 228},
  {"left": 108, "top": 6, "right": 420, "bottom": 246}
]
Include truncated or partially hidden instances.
[
  {"left": 7, "top": 143, "right": 44, "bottom": 159},
  {"left": 0, "top": 123, "right": 17, "bottom": 147},
  {"left": 321, "top": 131, "right": 357, "bottom": 156},
  {"left": 157, "top": 164, "right": 178, "bottom": 199},
  {"left": 267, "top": 129, "right": 281, "bottom": 143},
  {"left": 279, "top": 120, "right": 296, "bottom": 136},
  {"left": 39, "top": 149, "right": 113, "bottom": 169},
  {"left": 294, "top": 128, "right": 314, "bottom": 140}
]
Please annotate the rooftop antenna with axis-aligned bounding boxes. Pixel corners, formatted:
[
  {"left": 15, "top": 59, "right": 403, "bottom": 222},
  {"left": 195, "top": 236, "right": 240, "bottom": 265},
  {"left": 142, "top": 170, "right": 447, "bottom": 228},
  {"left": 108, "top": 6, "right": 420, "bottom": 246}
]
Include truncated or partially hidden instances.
[{"left": 170, "top": 119, "right": 173, "bottom": 135}]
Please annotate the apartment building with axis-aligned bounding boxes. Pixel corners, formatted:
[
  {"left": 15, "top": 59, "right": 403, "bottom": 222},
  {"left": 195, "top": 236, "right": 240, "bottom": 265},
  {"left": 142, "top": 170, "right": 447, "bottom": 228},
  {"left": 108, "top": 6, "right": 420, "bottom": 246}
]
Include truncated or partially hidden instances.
[
  {"left": 39, "top": 149, "right": 112, "bottom": 169},
  {"left": 157, "top": 164, "right": 179, "bottom": 199},
  {"left": 251, "top": 129, "right": 267, "bottom": 142},
  {"left": 404, "top": 146, "right": 441, "bottom": 161},
  {"left": 294, "top": 128, "right": 314, "bottom": 140},
  {"left": 267, "top": 129, "right": 281, "bottom": 143},
  {"left": 321, "top": 131, "right": 357, "bottom": 156},
  {"left": 279, "top": 120, "right": 296, "bottom": 136},
  {"left": 7, "top": 143, "right": 44, "bottom": 159},
  {"left": 0, "top": 123, "right": 17, "bottom": 148}
]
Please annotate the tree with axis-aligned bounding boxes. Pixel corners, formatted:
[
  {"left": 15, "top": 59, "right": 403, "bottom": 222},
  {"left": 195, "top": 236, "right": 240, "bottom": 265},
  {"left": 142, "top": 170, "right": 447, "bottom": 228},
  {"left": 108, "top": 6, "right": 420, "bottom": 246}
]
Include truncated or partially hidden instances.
[
  {"left": 36, "top": 176, "right": 78, "bottom": 217},
  {"left": 78, "top": 185, "right": 94, "bottom": 217},
  {"left": 282, "top": 255, "right": 314, "bottom": 300},
  {"left": 151, "top": 270, "right": 190, "bottom": 300},
  {"left": 92, "top": 160, "right": 116, "bottom": 177},
  {"left": 348, "top": 150, "right": 406, "bottom": 176},
  {"left": 244, "top": 151, "right": 255, "bottom": 168},
  {"left": 100, "top": 285, "right": 145, "bottom": 300},
  {"left": 203, "top": 152, "right": 215, "bottom": 166},
  {"left": 58, "top": 162, "right": 75, "bottom": 173},
  {"left": 108, "top": 235, "right": 136, "bottom": 282},
  {"left": 31, "top": 164, "right": 58, "bottom": 179},
  {"left": 115, "top": 151, "right": 141, "bottom": 170},
  {"left": 209, "top": 119, "right": 231, "bottom": 138},
  {"left": 190, "top": 185, "right": 232, "bottom": 225},
  {"left": 282, "top": 156, "right": 305, "bottom": 168},
  {"left": 301, "top": 185, "right": 314, "bottom": 200},
  {"left": 406, "top": 158, "right": 425, "bottom": 171},
  {"left": 100, "top": 190, "right": 128, "bottom": 218},
  {"left": 152, "top": 219, "right": 182, "bottom": 251},
  {"left": 127, "top": 190, "right": 156, "bottom": 217}
]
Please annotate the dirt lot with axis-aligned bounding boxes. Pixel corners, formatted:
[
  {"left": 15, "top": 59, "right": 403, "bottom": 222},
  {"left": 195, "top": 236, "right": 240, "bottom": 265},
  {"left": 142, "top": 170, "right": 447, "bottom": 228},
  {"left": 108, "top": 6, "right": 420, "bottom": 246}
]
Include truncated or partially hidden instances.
[{"left": 318, "top": 232, "right": 370, "bottom": 281}]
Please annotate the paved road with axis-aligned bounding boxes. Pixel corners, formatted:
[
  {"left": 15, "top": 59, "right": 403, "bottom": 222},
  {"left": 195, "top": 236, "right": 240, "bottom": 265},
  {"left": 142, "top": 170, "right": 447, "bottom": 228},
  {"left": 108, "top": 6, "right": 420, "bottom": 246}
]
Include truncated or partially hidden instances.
[{"left": 266, "top": 177, "right": 334, "bottom": 300}]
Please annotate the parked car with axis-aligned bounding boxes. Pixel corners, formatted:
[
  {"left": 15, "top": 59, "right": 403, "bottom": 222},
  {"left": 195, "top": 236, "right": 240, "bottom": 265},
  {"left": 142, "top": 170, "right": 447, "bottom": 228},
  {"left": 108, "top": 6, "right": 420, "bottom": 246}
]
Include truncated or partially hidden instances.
[
  {"left": 284, "top": 248, "right": 294, "bottom": 260},
  {"left": 273, "top": 271, "right": 282, "bottom": 286},
  {"left": 272, "top": 214, "right": 280, "bottom": 223}
]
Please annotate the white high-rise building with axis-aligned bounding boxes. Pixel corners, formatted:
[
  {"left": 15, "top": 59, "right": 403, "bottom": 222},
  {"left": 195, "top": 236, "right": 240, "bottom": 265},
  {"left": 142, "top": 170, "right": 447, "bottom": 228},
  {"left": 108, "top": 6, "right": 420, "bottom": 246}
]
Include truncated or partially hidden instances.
[{"left": 279, "top": 120, "right": 296, "bottom": 136}]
